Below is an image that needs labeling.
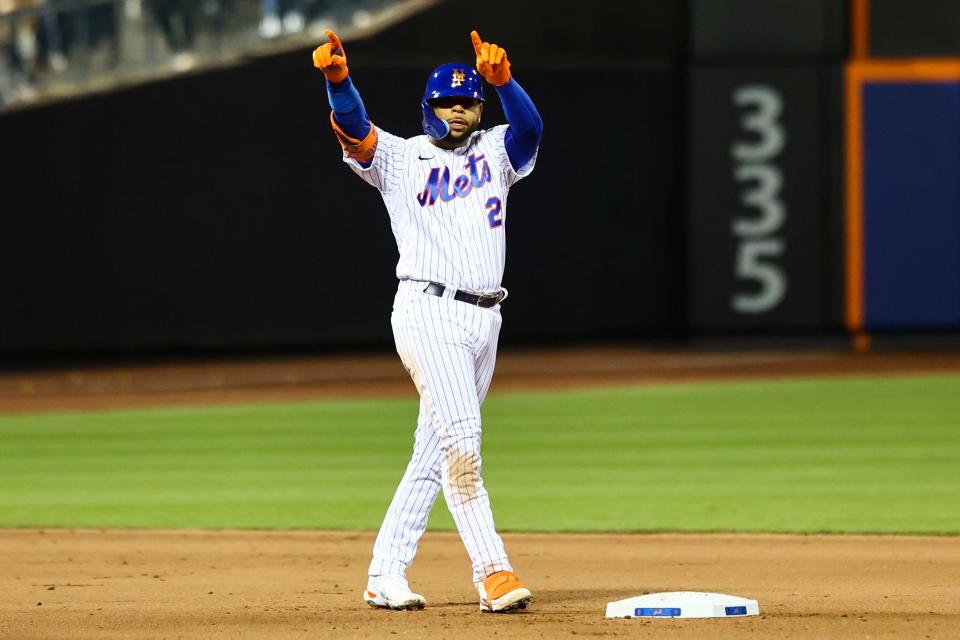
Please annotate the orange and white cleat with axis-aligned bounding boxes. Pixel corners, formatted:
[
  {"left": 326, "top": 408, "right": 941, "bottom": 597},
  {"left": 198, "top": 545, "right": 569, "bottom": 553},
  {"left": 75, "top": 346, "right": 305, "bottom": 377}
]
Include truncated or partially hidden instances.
[
  {"left": 363, "top": 575, "right": 426, "bottom": 610},
  {"left": 477, "top": 571, "right": 532, "bottom": 613}
]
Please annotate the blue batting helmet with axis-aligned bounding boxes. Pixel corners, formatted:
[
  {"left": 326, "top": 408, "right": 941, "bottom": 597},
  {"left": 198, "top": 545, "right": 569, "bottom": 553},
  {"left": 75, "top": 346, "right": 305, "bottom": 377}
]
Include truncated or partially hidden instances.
[{"left": 421, "top": 62, "right": 485, "bottom": 139}]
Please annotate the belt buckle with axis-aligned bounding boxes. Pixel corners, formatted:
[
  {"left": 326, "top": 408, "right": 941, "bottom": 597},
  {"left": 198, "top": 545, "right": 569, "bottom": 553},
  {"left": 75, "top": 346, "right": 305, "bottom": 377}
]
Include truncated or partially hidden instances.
[
  {"left": 446, "top": 286, "right": 503, "bottom": 307},
  {"left": 479, "top": 291, "right": 502, "bottom": 308}
]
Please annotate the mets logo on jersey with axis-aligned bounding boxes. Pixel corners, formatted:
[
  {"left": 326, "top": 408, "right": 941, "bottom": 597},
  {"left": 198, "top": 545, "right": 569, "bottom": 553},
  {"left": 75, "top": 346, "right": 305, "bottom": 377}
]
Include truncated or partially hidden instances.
[
  {"left": 417, "top": 153, "right": 492, "bottom": 206},
  {"left": 451, "top": 69, "right": 466, "bottom": 87}
]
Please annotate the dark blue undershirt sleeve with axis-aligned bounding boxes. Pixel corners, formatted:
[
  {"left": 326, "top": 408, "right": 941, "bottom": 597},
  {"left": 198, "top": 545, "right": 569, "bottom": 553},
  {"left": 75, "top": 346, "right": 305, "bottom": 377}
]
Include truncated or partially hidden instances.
[
  {"left": 495, "top": 78, "right": 543, "bottom": 172},
  {"left": 326, "top": 76, "right": 371, "bottom": 141}
]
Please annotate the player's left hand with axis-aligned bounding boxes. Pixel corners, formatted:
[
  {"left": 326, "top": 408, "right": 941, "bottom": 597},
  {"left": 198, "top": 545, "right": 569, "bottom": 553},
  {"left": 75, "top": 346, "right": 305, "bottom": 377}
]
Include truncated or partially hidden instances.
[{"left": 470, "top": 30, "right": 511, "bottom": 87}]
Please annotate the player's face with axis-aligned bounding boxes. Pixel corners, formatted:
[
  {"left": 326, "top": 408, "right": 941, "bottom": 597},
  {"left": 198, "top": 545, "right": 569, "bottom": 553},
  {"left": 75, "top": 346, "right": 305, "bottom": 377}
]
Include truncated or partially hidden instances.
[{"left": 431, "top": 97, "right": 483, "bottom": 147}]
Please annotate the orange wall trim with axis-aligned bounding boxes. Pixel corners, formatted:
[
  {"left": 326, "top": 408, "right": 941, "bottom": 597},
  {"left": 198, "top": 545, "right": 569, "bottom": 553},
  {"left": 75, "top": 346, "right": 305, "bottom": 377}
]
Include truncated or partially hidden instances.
[
  {"left": 851, "top": 0, "right": 870, "bottom": 58},
  {"left": 844, "top": 59, "right": 960, "bottom": 332},
  {"left": 844, "top": 64, "right": 864, "bottom": 331}
]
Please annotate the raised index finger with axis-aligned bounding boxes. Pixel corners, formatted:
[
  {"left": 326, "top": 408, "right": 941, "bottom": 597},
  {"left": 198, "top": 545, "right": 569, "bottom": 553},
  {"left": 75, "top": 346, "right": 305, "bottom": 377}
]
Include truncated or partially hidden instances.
[
  {"left": 470, "top": 30, "right": 483, "bottom": 55},
  {"left": 326, "top": 29, "right": 344, "bottom": 54}
]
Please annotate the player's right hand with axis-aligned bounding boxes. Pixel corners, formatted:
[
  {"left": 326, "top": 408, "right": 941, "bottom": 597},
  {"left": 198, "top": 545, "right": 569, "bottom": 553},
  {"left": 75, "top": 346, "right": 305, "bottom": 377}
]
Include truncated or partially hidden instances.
[{"left": 312, "top": 30, "right": 349, "bottom": 83}]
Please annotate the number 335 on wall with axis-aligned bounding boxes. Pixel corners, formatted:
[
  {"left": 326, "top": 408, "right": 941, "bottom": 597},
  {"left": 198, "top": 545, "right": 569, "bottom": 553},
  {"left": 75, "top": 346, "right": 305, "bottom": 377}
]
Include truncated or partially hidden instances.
[{"left": 730, "top": 85, "right": 787, "bottom": 314}]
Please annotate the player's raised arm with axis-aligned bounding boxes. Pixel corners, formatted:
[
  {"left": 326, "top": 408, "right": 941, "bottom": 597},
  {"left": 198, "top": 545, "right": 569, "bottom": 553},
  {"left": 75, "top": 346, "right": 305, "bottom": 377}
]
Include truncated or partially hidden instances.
[
  {"left": 470, "top": 30, "right": 543, "bottom": 172},
  {"left": 313, "top": 30, "right": 376, "bottom": 166}
]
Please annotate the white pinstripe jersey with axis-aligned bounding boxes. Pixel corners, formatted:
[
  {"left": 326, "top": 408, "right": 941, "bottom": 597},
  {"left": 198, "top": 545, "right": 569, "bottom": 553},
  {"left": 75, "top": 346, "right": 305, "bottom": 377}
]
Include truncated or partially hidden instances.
[{"left": 342, "top": 124, "right": 537, "bottom": 293}]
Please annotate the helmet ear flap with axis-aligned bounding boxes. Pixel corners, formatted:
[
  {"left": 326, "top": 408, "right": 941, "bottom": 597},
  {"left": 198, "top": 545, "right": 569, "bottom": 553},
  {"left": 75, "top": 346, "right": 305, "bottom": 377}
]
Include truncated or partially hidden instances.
[{"left": 421, "top": 100, "right": 450, "bottom": 140}]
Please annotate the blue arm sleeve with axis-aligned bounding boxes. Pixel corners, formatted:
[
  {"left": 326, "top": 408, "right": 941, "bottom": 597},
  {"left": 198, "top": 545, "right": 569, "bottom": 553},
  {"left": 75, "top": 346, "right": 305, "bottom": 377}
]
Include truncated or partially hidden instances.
[
  {"left": 326, "top": 76, "right": 371, "bottom": 141},
  {"left": 495, "top": 78, "right": 543, "bottom": 172}
]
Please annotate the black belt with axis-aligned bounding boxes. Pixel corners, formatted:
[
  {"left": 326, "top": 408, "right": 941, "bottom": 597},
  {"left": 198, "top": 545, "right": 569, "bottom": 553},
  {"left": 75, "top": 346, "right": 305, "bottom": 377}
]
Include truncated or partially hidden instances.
[{"left": 422, "top": 282, "right": 505, "bottom": 308}]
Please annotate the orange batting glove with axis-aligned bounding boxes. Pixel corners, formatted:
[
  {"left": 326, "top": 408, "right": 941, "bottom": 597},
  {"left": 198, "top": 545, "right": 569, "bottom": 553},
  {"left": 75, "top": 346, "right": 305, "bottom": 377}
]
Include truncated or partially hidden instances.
[
  {"left": 470, "top": 30, "right": 511, "bottom": 87},
  {"left": 312, "top": 29, "right": 349, "bottom": 83}
]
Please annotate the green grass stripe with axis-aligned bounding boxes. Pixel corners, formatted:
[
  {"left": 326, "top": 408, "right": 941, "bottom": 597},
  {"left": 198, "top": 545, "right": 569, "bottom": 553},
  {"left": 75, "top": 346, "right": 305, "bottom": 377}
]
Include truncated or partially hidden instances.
[{"left": 0, "top": 374, "right": 957, "bottom": 534}]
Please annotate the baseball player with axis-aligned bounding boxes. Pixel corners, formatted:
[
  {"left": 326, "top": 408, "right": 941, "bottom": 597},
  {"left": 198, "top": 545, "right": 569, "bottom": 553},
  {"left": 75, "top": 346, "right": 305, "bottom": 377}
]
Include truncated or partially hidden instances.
[{"left": 313, "top": 28, "right": 542, "bottom": 613}]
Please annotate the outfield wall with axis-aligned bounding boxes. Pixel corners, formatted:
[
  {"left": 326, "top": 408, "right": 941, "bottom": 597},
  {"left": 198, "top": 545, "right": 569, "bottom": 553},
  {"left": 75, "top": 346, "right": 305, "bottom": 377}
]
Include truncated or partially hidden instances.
[{"left": 2, "top": 0, "right": 959, "bottom": 356}]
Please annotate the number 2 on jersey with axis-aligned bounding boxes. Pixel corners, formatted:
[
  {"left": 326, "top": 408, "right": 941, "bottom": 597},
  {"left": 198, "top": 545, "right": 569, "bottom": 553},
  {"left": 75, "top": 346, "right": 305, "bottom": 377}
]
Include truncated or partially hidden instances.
[{"left": 486, "top": 196, "right": 503, "bottom": 229}]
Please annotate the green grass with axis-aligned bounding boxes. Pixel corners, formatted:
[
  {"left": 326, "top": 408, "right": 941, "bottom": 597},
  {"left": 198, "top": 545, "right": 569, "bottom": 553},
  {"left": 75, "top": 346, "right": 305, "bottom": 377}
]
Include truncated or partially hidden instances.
[{"left": 0, "top": 374, "right": 958, "bottom": 534}]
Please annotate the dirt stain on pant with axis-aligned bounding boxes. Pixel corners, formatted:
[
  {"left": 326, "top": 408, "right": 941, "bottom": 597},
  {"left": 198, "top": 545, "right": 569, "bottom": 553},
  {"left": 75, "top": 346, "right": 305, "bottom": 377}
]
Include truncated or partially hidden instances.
[{"left": 443, "top": 439, "right": 481, "bottom": 503}]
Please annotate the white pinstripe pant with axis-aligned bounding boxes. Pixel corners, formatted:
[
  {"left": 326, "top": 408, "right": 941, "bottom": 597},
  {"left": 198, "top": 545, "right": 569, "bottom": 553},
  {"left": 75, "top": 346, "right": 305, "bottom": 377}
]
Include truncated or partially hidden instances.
[{"left": 368, "top": 280, "right": 513, "bottom": 584}]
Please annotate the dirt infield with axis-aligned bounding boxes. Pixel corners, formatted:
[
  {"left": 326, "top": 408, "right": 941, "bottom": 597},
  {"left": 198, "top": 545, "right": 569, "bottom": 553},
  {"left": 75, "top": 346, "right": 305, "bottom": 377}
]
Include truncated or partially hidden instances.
[
  {"left": 2, "top": 529, "right": 958, "bottom": 639},
  {"left": 2, "top": 347, "right": 959, "bottom": 638}
]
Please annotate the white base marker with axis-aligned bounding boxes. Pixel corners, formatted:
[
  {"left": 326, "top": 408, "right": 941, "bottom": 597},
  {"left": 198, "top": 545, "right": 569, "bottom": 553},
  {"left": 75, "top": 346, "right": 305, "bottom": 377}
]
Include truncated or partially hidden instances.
[{"left": 605, "top": 592, "right": 759, "bottom": 619}]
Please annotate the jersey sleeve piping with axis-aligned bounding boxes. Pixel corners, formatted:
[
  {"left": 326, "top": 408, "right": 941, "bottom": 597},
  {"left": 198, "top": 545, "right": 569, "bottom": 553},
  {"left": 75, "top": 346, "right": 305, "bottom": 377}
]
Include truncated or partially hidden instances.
[{"left": 330, "top": 111, "right": 377, "bottom": 165}]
